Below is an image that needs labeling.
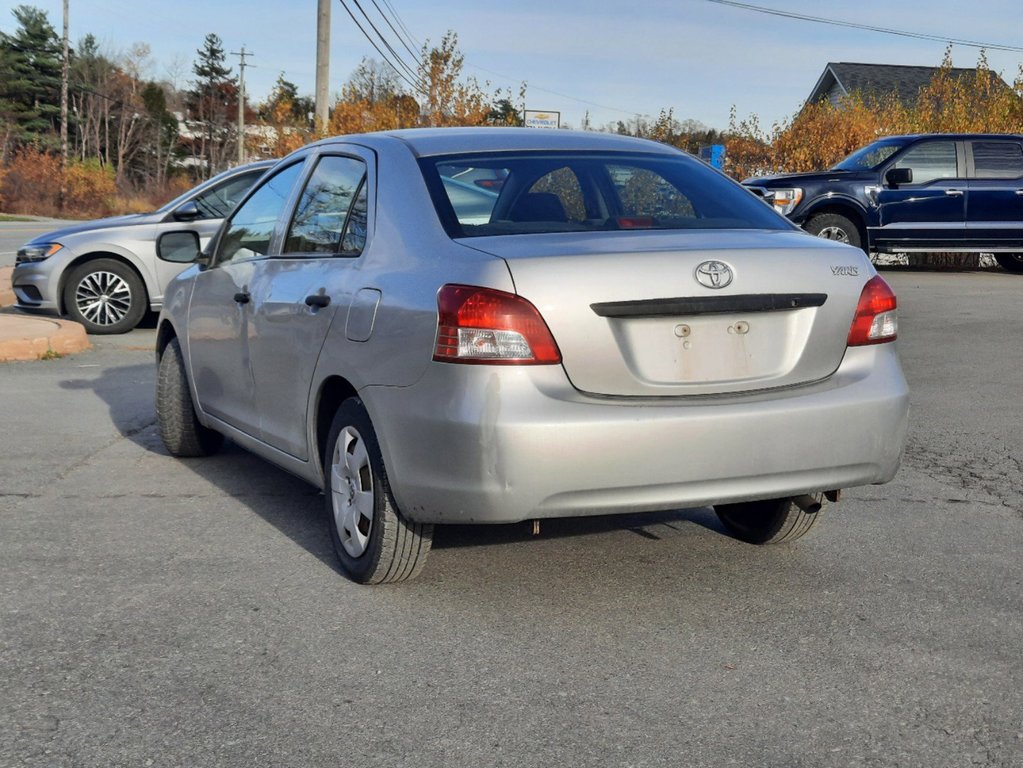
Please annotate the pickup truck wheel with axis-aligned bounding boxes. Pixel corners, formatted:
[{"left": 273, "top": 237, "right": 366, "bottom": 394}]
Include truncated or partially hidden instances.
[
  {"left": 63, "top": 258, "right": 148, "bottom": 334},
  {"left": 994, "top": 254, "right": 1023, "bottom": 273},
  {"left": 715, "top": 494, "right": 827, "bottom": 544},
  {"left": 157, "top": 338, "right": 223, "bottom": 457},
  {"left": 324, "top": 398, "right": 433, "bottom": 584},
  {"left": 804, "top": 213, "right": 863, "bottom": 251}
]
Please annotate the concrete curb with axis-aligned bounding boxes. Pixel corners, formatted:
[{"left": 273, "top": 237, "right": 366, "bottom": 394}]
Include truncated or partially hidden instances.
[
  {"left": 0, "top": 266, "right": 14, "bottom": 308},
  {"left": 0, "top": 315, "right": 91, "bottom": 362},
  {"left": 0, "top": 267, "right": 92, "bottom": 361}
]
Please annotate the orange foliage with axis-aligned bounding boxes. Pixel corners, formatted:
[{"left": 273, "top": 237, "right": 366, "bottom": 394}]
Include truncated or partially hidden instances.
[
  {"left": 1, "top": 148, "right": 118, "bottom": 217},
  {"left": 726, "top": 49, "right": 1023, "bottom": 178},
  {"left": 327, "top": 89, "right": 420, "bottom": 136}
]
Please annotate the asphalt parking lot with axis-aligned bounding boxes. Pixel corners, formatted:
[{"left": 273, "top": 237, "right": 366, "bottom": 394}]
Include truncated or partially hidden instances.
[{"left": 1, "top": 268, "right": 1021, "bottom": 768}]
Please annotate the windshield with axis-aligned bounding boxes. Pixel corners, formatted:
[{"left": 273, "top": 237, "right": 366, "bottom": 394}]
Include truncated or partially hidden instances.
[
  {"left": 154, "top": 164, "right": 269, "bottom": 216},
  {"left": 832, "top": 138, "right": 911, "bottom": 171},
  {"left": 422, "top": 151, "right": 792, "bottom": 238}
]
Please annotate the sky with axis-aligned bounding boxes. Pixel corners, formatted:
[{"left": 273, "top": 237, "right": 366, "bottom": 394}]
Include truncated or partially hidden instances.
[{"left": 3, "top": 0, "right": 1023, "bottom": 133}]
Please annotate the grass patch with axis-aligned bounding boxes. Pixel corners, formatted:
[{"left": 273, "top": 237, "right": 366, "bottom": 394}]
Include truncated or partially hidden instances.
[
  {"left": 0, "top": 214, "right": 34, "bottom": 222},
  {"left": 39, "top": 348, "right": 64, "bottom": 360}
]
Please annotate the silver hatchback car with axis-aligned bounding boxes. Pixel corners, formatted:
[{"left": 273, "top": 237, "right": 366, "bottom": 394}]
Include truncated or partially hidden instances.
[
  {"left": 13, "top": 160, "right": 273, "bottom": 334},
  {"left": 155, "top": 128, "right": 908, "bottom": 584}
]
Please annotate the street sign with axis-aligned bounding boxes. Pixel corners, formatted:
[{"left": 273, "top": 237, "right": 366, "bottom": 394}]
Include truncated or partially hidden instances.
[{"left": 523, "top": 110, "right": 560, "bottom": 129}]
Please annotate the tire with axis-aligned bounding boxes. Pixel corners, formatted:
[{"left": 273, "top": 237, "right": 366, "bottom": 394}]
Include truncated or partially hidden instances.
[
  {"left": 156, "top": 338, "right": 223, "bottom": 457},
  {"left": 804, "top": 213, "right": 863, "bottom": 251},
  {"left": 715, "top": 493, "right": 827, "bottom": 545},
  {"left": 994, "top": 254, "right": 1023, "bottom": 273},
  {"left": 63, "top": 257, "right": 147, "bottom": 334},
  {"left": 324, "top": 398, "right": 432, "bottom": 584}
]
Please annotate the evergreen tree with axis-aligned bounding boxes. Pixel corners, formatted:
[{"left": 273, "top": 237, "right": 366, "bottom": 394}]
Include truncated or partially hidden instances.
[
  {"left": 0, "top": 5, "right": 62, "bottom": 157},
  {"left": 187, "top": 33, "right": 236, "bottom": 176}
]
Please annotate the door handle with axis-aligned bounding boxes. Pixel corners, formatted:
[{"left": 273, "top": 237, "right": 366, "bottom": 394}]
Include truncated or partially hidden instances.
[
  {"left": 233, "top": 291, "right": 251, "bottom": 304},
  {"left": 304, "top": 294, "right": 331, "bottom": 308},
  {"left": 945, "top": 189, "right": 964, "bottom": 196}
]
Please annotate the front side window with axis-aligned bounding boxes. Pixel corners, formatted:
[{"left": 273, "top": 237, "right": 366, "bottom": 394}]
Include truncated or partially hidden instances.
[
  {"left": 215, "top": 161, "right": 306, "bottom": 265},
  {"left": 894, "top": 142, "right": 958, "bottom": 185},
  {"left": 423, "top": 151, "right": 788, "bottom": 238},
  {"left": 972, "top": 141, "right": 1023, "bottom": 179},
  {"left": 285, "top": 155, "right": 368, "bottom": 255}
]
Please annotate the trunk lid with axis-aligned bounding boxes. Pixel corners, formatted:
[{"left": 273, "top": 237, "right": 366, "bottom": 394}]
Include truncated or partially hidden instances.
[{"left": 462, "top": 229, "right": 871, "bottom": 397}]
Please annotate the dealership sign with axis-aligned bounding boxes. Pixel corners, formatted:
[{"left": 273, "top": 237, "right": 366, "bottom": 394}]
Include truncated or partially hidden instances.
[{"left": 524, "top": 110, "right": 560, "bottom": 129}]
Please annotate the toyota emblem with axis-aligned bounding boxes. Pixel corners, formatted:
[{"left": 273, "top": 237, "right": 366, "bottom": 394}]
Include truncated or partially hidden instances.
[{"left": 695, "top": 260, "right": 733, "bottom": 289}]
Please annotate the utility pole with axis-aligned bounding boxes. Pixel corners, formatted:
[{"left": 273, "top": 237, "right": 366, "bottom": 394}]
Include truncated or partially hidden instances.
[
  {"left": 230, "top": 46, "right": 254, "bottom": 165},
  {"left": 315, "top": 0, "right": 330, "bottom": 133},
  {"left": 59, "top": 0, "right": 69, "bottom": 211}
]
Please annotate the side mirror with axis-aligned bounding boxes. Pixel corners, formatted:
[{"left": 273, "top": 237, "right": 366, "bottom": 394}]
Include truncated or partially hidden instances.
[
  {"left": 173, "top": 200, "right": 202, "bottom": 221},
  {"left": 885, "top": 167, "right": 913, "bottom": 187},
  {"left": 157, "top": 231, "right": 203, "bottom": 264}
]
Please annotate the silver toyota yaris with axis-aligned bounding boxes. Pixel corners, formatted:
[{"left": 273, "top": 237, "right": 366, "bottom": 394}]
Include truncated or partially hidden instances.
[{"left": 155, "top": 128, "right": 909, "bottom": 584}]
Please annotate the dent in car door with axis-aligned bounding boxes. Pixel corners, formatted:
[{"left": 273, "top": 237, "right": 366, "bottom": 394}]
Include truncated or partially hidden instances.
[
  {"left": 186, "top": 160, "right": 307, "bottom": 436},
  {"left": 874, "top": 140, "right": 966, "bottom": 251},
  {"left": 248, "top": 154, "right": 372, "bottom": 460}
]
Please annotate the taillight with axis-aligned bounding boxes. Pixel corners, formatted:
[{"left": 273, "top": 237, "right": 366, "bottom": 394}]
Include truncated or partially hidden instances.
[
  {"left": 434, "top": 284, "right": 562, "bottom": 364},
  {"left": 847, "top": 275, "right": 898, "bottom": 346}
]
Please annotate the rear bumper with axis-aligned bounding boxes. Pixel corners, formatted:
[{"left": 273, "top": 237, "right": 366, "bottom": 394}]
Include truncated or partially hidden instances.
[{"left": 364, "top": 345, "right": 909, "bottom": 524}]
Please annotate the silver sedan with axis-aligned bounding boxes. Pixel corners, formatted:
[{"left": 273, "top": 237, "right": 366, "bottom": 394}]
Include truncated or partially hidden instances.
[{"left": 155, "top": 128, "right": 909, "bottom": 584}]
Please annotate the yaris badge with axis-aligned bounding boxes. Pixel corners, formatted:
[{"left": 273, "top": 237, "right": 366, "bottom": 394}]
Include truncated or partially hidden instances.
[{"left": 695, "top": 260, "right": 733, "bottom": 289}]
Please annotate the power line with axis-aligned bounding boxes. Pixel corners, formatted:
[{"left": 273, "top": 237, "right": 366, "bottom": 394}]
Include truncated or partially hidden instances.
[
  {"left": 704, "top": 0, "right": 1023, "bottom": 53},
  {"left": 350, "top": 0, "right": 423, "bottom": 87},
  {"left": 369, "top": 0, "right": 420, "bottom": 63},
  {"left": 337, "top": 0, "right": 426, "bottom": 94}
]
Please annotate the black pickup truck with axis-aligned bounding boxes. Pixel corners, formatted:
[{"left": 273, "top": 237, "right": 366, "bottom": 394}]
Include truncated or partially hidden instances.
[{"left": 743, "top": 133, "right": 1023, "bottom": 273}]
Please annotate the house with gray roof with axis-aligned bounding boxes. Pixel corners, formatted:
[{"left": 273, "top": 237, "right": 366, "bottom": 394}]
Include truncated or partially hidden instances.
[{"left": 807, "top": 62, "right": 1012, "bottom": 108}]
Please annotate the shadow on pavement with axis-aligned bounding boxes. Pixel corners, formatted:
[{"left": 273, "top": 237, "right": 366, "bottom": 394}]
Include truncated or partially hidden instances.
[{"left": 68, "top": 359, "right": 728, "bottom": 573}]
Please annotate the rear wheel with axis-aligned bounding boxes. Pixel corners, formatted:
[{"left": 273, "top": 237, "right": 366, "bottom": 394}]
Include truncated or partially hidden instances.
[
  {"left": 804, "top": 213, "right": 863, "bottom": 251},
  {"left": 324, "top": 398, "right": 432, "bottom": 584},
  {"left": 715, "top": 494, "right": 827, "bottom": 544},
  {"left": 157, "top": 338, "right": 223, "bottom": 457},
  {"left": 995, "top": 253, "right": 1023, "bottom": 273},
  {"left": 63, "top": 257, "right": 147, "bottom": 334}
]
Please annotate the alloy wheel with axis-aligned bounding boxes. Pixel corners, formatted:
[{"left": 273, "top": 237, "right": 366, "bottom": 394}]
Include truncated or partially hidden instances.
[
  {"left": 816, "top": 226, "right": 850, "bottom": 243},
  {"left": 75, "top": 270, "right": 133, "bottom": 327}
]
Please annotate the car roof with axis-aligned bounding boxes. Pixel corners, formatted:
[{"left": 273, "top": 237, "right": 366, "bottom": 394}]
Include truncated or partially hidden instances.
[
  {"left": 875, "top": 133, "right": 1023, "bottom": 142},
  {"left": 307, "top": 127, "right": 683, "bottom": 158}
]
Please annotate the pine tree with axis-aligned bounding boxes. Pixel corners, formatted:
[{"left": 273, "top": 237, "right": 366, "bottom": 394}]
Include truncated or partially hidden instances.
[
  {"left": 187, "top": 33, "right": 236, "bottom": 176},
  {"left": 0, "top": 5, "right": 62, "bottom": 158}
]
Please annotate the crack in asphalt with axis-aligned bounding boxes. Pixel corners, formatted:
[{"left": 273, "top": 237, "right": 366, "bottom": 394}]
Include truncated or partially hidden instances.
[{"left": 903, "top": 435, "right": 1023, "bottom": 518}]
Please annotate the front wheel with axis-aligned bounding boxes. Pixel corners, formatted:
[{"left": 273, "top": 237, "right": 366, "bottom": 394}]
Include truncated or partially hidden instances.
[
  {"left": 995, "top": 254, "right": 1023, "bottom": 273},
  {"left": 156, "top": 338, "right": 223, "bottom": 457},
  {"left": 804, "top": 213, "right": 863, "bottom": 251},
  {"left": 63, "top": 257, "right": 148, "bottom": 334},
  {"left": 715, "top": 494, "right": 827, "bottom": 544},
  {"left": 324, "top": 398, "right": 432, "bottom": 584}
]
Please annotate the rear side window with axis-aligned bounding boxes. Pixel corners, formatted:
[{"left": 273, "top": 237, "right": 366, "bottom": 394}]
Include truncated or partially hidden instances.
[
  {"left": 972, "top": 141, "right": 1023, "bottom": 179},
  {"left": 422, "top": 151, "right": 789, "bottom": 238},
  {"left": 894, "top": 142, "right": 958, "bottom": 184},
  {"left": 285, "top": 156, "right": 368, "bottom": 255}
]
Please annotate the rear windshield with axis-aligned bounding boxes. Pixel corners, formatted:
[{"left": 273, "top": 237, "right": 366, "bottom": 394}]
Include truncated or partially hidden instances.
[{"left": 420, "top": 151, "right": 792, "bottom": 238}]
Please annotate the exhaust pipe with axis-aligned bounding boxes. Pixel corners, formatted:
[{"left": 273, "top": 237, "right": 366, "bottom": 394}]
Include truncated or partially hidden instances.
[{"left": 792, "top": 494, "right": 823, "bottom": 514}]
